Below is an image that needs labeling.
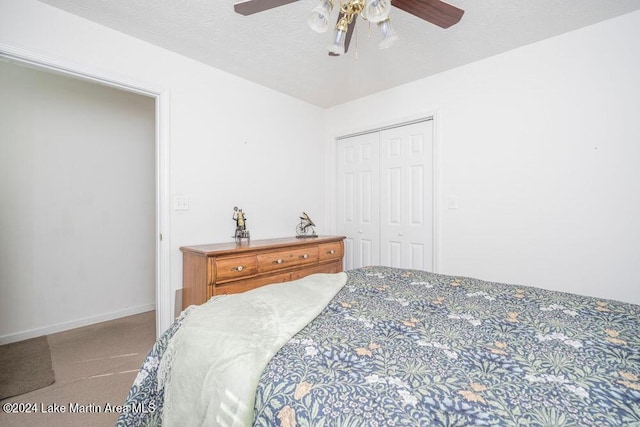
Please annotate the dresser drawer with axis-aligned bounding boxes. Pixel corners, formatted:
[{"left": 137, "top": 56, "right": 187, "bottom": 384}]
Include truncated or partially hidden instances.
[
  {"left": 213, "top": 272, "right": 292, "bottom": 296},
  {"left": 258, "top": 247, "right": 319, "bottom": 273},
  {"left": 318, "top": 241, "right": 343, "bottom": 262},
  {"left": 290, "top": 261, "right": 342, "bottom": 280},
  {"left": 214, "top": 255, "right": 258, "bottom": 283}
]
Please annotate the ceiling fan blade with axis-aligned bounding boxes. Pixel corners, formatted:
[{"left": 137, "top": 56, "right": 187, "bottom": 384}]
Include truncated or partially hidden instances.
[
  {"left": 328, "top": 13, "right": 357, "bottom": 57},
  {"left": 234, "top": 0, "right": 299, "bottom": 16},
  {"left": 391, "top": 0, "right": 464, "bottom": 28}
]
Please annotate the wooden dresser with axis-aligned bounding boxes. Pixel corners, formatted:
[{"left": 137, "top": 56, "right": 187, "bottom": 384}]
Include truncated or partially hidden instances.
[{"left": 180, "top": 235, "right": 345, "bottom": 308}]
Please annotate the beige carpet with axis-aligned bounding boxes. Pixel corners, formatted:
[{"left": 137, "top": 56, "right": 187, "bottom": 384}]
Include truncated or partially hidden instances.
[
  {"left": 0, "top": 311, "right": 156, "bottom": 427},
  {"left": 0, "top": 336, "right": 56, "bottom": 400}
]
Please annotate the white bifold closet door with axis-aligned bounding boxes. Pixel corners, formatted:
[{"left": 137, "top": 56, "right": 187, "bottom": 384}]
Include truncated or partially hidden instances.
[
  {"left": 337, "top": 119, "right": 434, "bottom": 271},
  {"left": 337, "top": 131, "right": 381, "bottom": 269}
]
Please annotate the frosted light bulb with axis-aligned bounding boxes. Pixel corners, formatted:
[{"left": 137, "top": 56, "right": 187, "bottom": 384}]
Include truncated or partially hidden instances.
[
  {"left": 327, "top": 27, "right": 347, "bottom": 55},
  {"left": 378, "top": 18, "right": 398, "bottom": 49},
  {"left": 363, "top": 0, "right": 391, "bottom": 23},
  {"left": 307, "top": 0, "right": 334, "bottom": 33}
]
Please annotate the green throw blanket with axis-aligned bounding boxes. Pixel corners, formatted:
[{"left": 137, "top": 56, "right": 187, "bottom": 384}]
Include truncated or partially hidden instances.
[{"left": 161, "top": 272, "right": 348, "bottom": 426}]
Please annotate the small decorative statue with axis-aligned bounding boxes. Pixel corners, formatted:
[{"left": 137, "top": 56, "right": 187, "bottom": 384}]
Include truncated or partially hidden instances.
[
  {"left": 296, "top": 212, "right": 317, "bottom": 238},
  {"left": 232, "top": 206, "right": 250, "bottom": 243}
]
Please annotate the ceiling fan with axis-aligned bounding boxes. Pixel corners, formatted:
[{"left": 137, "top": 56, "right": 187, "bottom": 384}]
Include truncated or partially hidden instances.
[{"left": 233, "top": 0, "right": 464, "bottom": 56}]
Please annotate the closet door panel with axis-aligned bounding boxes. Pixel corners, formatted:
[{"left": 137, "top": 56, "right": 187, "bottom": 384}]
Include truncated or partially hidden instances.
[
  {"left": 359, "top": 238, "right": 375, "bottom": 267},
  {"left": 337, "top": 132, "right": 380, "bottom": 270},
  {"left": 410, "top": 243, "right": 426, "bottom": 270},
  {"left": 386, "top": 240, "right": 402, "bottom": 267},
  {"left": 343, "top": 237, "right": 355, "bottom": 271},
  {"left": 387, "top": 167, "right": 402, "bottom": 224},
  {"left": 342, "top": 172, "right": 355, "bottom": 223},
  {"left": 410, "top": 165, "right": 425, "bottom": 225},
  {"left": 359, "top": 170, "right": 374, "bottom": 224},
  {"left": 380, "top": 120, "right": 434, "bottom": 271}
]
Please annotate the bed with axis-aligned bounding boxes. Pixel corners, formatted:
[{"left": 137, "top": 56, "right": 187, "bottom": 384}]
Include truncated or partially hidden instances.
[{"left": 117, "top": 266, "right": 640, "bottom": 426}]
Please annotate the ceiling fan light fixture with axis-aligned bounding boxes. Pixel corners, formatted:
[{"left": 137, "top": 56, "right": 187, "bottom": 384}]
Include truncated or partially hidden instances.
[
  {"left": 232, "top": 0, "right": 464, "bottom": 58},
  {"left": 377, "top": 17, "right": 398, "bottom": 49},
  {"left": 327, "top": 17, "right": 349, "bottom": 55},
  {"left": 307, "top": 0, "right": 334, "bottom": 33},
  {"left": 362, "top": 0, "right": 391, "bottom": 23}
]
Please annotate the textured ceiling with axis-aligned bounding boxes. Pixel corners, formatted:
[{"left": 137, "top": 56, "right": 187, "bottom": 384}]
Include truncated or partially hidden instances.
[{"left": 37, "top": 0, "right": 640, "bottom": 107}]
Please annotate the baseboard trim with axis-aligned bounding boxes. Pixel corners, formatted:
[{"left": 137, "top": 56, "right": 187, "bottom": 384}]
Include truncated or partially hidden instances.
[{"left": 0, "top": 304, "right": 156, "bottom": 345}]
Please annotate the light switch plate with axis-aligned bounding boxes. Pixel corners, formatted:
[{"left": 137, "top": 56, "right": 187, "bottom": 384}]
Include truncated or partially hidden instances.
[{"left": 174, "top": 195, "right": 189, "bottom": 211}]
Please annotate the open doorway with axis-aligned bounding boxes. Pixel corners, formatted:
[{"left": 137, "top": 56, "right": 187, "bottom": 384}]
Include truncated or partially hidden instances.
[{"left": 0, "top": 50, "right": 168, "bottom": 343}]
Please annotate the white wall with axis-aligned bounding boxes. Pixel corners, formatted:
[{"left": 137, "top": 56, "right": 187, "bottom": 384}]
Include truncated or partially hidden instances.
[
  {"left": 0, "top": 61, "right": 156, "bottom": 343},
  {"left": 0, "top": 0, "right": 327, "bottom": 338},
  {"left": 327, "top": 10, "right": 640, "bottom": 305}
]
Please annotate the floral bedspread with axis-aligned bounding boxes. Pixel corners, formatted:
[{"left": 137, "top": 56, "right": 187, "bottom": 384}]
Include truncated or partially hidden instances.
[
  {"left": 254, "top": 266, "right": 640, "bottom": 426},
  {"left": 116, "top": 306, "right": 194, "bottom": 427},
  {"left": 118, "top": 266, "right": 640, "bottom": 426}
]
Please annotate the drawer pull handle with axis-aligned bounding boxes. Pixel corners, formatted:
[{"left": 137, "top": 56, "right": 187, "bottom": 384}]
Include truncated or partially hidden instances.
[
  {"left": 232, "top": 265, "right": 245, "bottom": 272},
  {"left": 274, "top": 259, "right": 284, "bottom": 265},
  {"left": 327, "top": 250, "right": 336, "bottom": 255},
  {"left": 300, "top": 254, "right": 309, "bottom": 259}
]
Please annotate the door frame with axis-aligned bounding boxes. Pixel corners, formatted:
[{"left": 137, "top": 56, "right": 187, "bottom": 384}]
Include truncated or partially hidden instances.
[
  {"left": 0, "top": 43, "right": 172, "bottom": 338},
  {"left": 332, "top": 115, "right": 441, "bottom": 273}
]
